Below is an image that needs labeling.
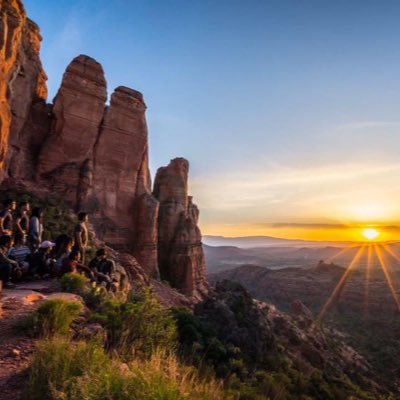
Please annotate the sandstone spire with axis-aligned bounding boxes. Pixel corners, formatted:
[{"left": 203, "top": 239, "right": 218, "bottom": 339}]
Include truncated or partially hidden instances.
[
  {"left": 154, "top": 158, "right": 207, "bottom": 298},
  {"left": 0, "top": 0, "right": 207, "bottom": 298}
]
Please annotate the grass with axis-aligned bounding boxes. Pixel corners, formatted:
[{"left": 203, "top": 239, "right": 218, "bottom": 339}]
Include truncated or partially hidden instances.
[
  {"left": 27, "top": 338, "right": 230, "bottom": 400},
  {"left": 26, "top": 299, "right": 82, "bottom": 338},
  {"left": 91, "top": 289, "right": 177, "bottom": 360}
]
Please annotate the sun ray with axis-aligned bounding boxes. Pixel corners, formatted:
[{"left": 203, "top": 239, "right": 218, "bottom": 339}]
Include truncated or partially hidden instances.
[
  {"left": 363, "top": 244, "right": 373, "bottom": 318},
  {"left": 327, "top": 243, "right": 360, "bottom": 263},
  {"left": 381, "top": 244, "right": 400, "bottom": 264},
  {"left": 374, "top": 244, "right": 400, "bottom": 312},
  {"left": 318, "top": 245, "right": 365, "bottom": 320}
]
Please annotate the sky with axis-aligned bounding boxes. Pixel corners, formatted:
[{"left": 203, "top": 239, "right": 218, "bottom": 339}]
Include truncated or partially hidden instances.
[{"left": 24, "top": 0, "right": 400, "bottom": 242}]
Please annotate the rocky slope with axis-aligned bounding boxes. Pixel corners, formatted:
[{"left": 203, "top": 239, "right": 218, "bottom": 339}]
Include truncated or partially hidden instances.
[
  {"left": 192, "top": 281, "right": 382, "bottom": 399},
  {"left": 209, "top": 262, "right": 400, "bottom": 391},
  {"left": 0, "top": 0, "right": 207, "bottom": 298}
]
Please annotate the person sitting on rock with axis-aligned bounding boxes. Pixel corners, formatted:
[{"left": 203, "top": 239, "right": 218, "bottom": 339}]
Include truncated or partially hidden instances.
[
  {"left": 28, "top": 207, "right": 44, "bottom": 250},
  {"left": 53, "top": 234, "right": 74, "bottom": 275},
  {"left": 15, "top": 201, "right": 30, "bottom": 240},
  {"left": 7, "top": 232, "right": 31, "bottom": 275},
  {"left": 60, "top": 250, "right": 94, "bottom": 279},
  {"left": 74, "top": 212, "right": 89, "bottom": 263},
  {"left": 0, "top": 235, "right": 19, "bottom": 288},
  {"left": 29, "top": 240, "right": 55, "bottom": 278},
  {"left": 0, "top": 199, "right": 16, "bottom": 236},
  {"left": 88, "top": 248, "right": 118, "bottom": 290}
]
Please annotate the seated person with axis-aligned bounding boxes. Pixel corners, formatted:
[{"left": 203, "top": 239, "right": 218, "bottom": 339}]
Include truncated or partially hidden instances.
[
  {"left": 60, "top": 250, "right": 94, "bottom": 279},
  {"left": 29, "top": 240, "right": 55, "bottom": 277},
  {"left": 88, "top": 248, "right": 118, "bottom": 290},
  {"left": 8, "top": 232, "right": 31, "bottom": 274},
  {"left": 52, "top": 235, "right": 74, "bottom": 275},
  {"left": 0, "top": 235, "right": 18, "bottom": 288}
]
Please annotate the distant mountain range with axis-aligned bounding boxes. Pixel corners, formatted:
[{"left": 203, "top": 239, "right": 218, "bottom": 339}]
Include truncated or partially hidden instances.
[
  {"left": 203, "top": 236, "right": 400, "bottom": 274},
  {"left": 203, "top": 235, "right": 353, "bottom": 248}
]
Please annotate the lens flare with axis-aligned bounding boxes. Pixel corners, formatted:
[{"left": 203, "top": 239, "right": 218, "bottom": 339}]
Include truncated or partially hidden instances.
[{"left": 362, "top": 228, "right": 380, "bottom": 240}]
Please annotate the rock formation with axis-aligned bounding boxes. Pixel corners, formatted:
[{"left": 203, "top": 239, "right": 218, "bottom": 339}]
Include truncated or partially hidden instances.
[
  {"left": 154, "top": 158, "right": 207, "bottom": 298},
  {"left": 0, "top": 0, "right": 47, "bottom": 180},
  {"left": 0, "top": 0, "right": 207, "bottom": 298},
  {"left": 36, "top": 55, "right": 107, "bottom": 197}
]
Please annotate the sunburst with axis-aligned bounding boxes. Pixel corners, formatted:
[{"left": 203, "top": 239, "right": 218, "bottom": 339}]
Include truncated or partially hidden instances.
[{"left": 318, "top": 240, "right": 400, "bottom": 321}]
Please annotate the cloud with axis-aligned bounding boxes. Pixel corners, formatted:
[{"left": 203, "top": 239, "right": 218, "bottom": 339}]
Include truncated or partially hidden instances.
[
  {"left": 191, "top": 161, "right": 400, "bottom": 208},
  {"left": 261, "top": 222, "right": 349, "bottom": 229},
  {"left": 254, "top": 223, "right": 400, "bottom": 231}
]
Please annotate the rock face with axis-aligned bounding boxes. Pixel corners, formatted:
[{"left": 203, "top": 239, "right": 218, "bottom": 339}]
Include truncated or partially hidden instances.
[
  {"left": 0, "top": 0, "right": 207, "bottom": 298},
  {"left": 0, "top": 0, "right": 47, "bottom": 180},
  {"left": 36, "top": 55, "right": 107, "bottom": 202},
  {"left": 154, "top": 158, "right": 207, "bottom": 298}
]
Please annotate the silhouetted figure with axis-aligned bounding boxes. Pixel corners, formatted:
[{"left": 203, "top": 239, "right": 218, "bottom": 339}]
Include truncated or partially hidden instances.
[
  {"left": 88, "top": 248, "right": 117, "bottom": 290},
  {"left": 15, "top": 201, "right": 30, "bottom": 239},
  {"left": 0, "top": 199, "right": 16, "bottom": 236},
  {"left": 53, "top": 234, "right": 74, "bottom": 275},
  {"left": 29, "top": 240, "right": 55, "bottom": 277},
  {"left": 28, "top": 207, "right": 44, "bottom": 250},
  {"left": 74, "top": 212, "right": 89, "bottom": 263},
  {"left": 0, "top": 235, "right": 18, "bottom": 288},
  {"left": 8, "top": 232, "right": 31, "bottom": 274},
  {"left": 60, "top": 250, "right": 93, "bottom": 279}
]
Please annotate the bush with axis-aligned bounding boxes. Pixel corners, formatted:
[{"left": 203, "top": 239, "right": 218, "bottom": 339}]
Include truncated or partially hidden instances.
[
  {"left": 92, "top": 289, "right": 177, "bottom": 360},
  {"left": 27, "top": 338, "right": 230, "bottom": 400},
  {"left": 27, "top": 299, "right": 82, "bottom": 337},
  {"left": 28, "top": 338, "right": 112, "bottom": 400},
  {"left": 60, "top": 273, "right": 88, "bottom": 296},
  {"left": 172, "top": 307, "right": 243, "bottom": 378},
  {"left": 82, "top": 284, "right": 113, "bottom": 310}
]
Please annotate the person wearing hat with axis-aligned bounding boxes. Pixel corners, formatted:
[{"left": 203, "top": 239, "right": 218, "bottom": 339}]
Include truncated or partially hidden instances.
[{"left": 29, "top": 240, "right": 55, "bottom": 278}]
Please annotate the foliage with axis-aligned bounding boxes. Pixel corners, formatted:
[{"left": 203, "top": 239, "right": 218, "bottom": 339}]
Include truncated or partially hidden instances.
[
  {"left": 25, "top": 299, "right": 82, "bottom": 338},
  {"left": 91, "top": 288, "right": 177, "bottom": 360},
  {"left": 172, "top": 307, "right": 381, "bottom": 400},
  {"left": 27, "top": 338, "right": 228, "bottom": 400},
  {"left": 327, "top": 310, "right": 400, "bottom": 391},
  {"left": 82, "top": 283, "right": 114, "bottom": 310},
  {"left": 60, "top": 273, "right": 88, "bottom": 296}
]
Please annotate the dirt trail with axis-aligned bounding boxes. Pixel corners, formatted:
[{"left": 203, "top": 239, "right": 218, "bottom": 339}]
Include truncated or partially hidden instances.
[{"left": 0, "top": 281, "right": 59, "bottom": 400}]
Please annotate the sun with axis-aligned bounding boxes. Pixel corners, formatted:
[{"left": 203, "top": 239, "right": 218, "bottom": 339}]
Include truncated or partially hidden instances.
[{"left": 362, "top": 228, "right": 380, "bottom": 241}]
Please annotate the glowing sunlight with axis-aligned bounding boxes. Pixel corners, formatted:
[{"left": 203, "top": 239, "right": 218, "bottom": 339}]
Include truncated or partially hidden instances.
[{"left": 362, "top": 228, "right": 380, "bottom": 241}]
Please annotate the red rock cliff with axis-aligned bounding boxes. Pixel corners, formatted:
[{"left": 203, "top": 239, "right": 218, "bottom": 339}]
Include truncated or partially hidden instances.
[
  {"left": 0, "top": 0, "right": 207, "bottom": 297},
  {"left": 0, "top": 0, "right": 47, "bottom": 180},
  {"left": 154, "top": 158, "right": 208, "bottom": 298}
]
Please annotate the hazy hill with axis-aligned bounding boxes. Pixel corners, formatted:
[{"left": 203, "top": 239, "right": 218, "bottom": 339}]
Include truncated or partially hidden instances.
[{"left": 203, "top": 234, "right": 352, "bottom": 248}]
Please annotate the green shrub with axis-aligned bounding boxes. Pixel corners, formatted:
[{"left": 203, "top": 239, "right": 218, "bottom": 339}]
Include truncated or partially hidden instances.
[
  {"left": 27, "top": 299, "right": 82, "bottom": 337},
  {"left": 83, "top": 284, "right": 113, "bottom": 310},
  {"left": 27, "top": 338, "right": 229, "bottom": 400},
  {"left": 92, "top": 289, "right": 177, "bottom": 360},
  {"left": 172, "top": 307, "right": 243, "bottom": 378},
  {"left": 28, "top": 338, "right": 112, "bottom": 400},
  {"left": 60, "top": 273, "right": 88, "bottom": 295}
]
